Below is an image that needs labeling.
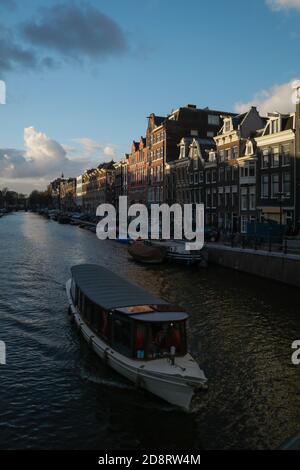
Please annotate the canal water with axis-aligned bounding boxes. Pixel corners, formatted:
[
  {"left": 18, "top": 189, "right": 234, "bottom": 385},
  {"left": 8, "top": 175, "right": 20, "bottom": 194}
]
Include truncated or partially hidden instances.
[{"left": 0, "top": 212, "right": 299, "bottom": 450}]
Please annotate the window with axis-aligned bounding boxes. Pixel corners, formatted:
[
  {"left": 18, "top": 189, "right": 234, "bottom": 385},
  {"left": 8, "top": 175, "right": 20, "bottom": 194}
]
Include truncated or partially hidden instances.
[
  {"left": 224, "top": 120, "right": 231, "bottom": 133},
  {"left": 212, "top": 189, "right": 217, "bottom": 208},
  {"left": 261, "top": 175, "right": 269, "bottom": 198},
  {"left": 194, "top": 172, "right": 199, "bottom": 184},
  {"left": 218, "top": 191, "right": 223, "bottom": 207},
  {"left": 249, "top": 161, "right": 255, "bottom": 177},
  {"left": 249, "top": 187, "right": 256, "bottom": 210},
  {"left": 198, "top": 189, "right": 202, "bottom": 203},
  {"left": 233, "top": 146, "right": 238, "bottom": 159},
  {"left": 206, "top": 170, "right": 211, "bottom": 184},
  {"left": 207, "top": 131, "right": 214, "bottom": 138},
  {"left": 240, "top": 166, "right": 247, "bottom": 178},
  {"left": 212, "top": 169, "right": 217, "bottom": 183},
  {"left": 206, "top": 189, "right": 211, "bottom": 207},
  {"left": 241, "top": 215, "right": 248, "bottom": 234},
  {"left": 241, "top": 188, "right": 247, "bottom": 211},
  {"left": 112, "top": 314, "right": 132, "bottom": 357},
  {"left": 282, "top": 145, "right": 290, "bottom": 166},
  {"left": 219, "top": 150, "right": 225, "bottom": 162},
  {"left": 225, "top": 189, "right": 230, "bottom": 207},
  {"left": 233, "top": 166, "right": 239, "bottom": 180},
  {"left": 282, "top": 172, "right": 291, "bottom": 196},
  {"left": 271, "top": 174, "right": 279, "bottom": 198},
  {"left": 219, "top": 167, "right": 224, "bottom": 181},
  {"left": 262, "top": 149, "right": 269, "bottom": 168},
  {"left": 225, "top": 166, "right": 231, "bottom": 181},
  {"left": 232, "top": 191, "right": 238, "bottom": 207},
  {"left": 199, "top": 171, "right": 204, "bottom": 183},
  {"left": 271, "top": 119, "right": 279, "bottom": 134},
  {"left": 208, "top": 114, "right": 220, "bottom": 125},
  {"left": 271, "top": 148, "right": 279, "bottom": 167}
]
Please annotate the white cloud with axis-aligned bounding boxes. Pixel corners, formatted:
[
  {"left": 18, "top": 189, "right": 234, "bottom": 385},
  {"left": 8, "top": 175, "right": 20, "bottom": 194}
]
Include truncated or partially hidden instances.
[
  {"left": 0, "top": 127, "right": 89, "bottom": 193},
  {"left": 235, "top": 79, "right": 300, "bottom": 115},
  {"left": 103, "top": 145, "right": 116, "bottom": 158},
  {"left": 0, "top": 129, "right": 120, "bottom": 193},
  {"left": 72, "top": 137, "right": 117, "bottom": 160},
  {"left": 266, "top": 0, "right": 300, "bottom": 10}
]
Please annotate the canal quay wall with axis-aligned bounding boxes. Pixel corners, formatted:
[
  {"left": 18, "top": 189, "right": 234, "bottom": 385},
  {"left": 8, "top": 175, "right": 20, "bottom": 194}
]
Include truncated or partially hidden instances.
[{"left": 206, "top": 243, "right": 300, "bottom": 288}]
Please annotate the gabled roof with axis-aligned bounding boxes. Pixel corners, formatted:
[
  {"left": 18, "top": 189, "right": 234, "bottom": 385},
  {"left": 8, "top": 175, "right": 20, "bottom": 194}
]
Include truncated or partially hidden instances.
[
  {"left": 282, "top": 115, "right": 294, "bottom": 131},
  {"left": 153, "top": 115, "right": 166, "bottom": 126},
  {"left": 261, "top": 113, "right": 295, "bottom": 136},
  {"left": 97, "top": 161, "right": 115, "bottom": 170},
  {"left": 132, "top": 141, "right": 139, "bottom": 151},
  {"left": 231, "top": 112, "right": 248, "bottom": 129}
]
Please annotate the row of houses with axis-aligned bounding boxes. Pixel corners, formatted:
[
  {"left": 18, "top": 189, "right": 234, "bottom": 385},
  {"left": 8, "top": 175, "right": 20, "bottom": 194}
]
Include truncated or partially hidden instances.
[{"left": 48, "top": 84, "right": 300, "bottom": 233}]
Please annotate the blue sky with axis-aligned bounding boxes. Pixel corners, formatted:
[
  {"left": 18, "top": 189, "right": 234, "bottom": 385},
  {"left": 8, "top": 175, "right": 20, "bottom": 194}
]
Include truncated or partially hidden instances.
[{"left": 0, "top": 0, "right": 300, "bottom": 193}]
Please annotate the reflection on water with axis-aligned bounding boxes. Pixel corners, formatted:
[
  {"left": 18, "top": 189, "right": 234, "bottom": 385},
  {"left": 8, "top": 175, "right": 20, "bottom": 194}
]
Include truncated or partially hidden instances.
[{"left": 0, "top": 212, "right": 299, "bottom": 449}]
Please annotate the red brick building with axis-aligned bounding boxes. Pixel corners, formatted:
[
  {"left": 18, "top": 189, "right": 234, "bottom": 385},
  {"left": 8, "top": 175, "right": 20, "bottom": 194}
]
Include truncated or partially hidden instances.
[
  {"left": 146, "top": 104, "right": 236, "bottom": 204},
  {"left": 128, "top": 137, "right": 148, "bottom": 205}
]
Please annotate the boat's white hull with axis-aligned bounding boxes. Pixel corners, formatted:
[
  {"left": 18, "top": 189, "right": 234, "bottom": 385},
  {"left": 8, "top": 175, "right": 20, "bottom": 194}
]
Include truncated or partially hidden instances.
[
  {"left": 66, "top": 280, "right": 207, "bottom": 411},
  {"left": 166, "top": 251, "right": 203, "bottom": 265},
  {"left": 149, "top": 241, "right": 205, "bottom": 265}
]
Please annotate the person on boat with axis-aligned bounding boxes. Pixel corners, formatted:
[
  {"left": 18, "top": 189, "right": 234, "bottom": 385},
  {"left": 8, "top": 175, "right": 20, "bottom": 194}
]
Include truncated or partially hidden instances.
[{"left": 166, "top": 324, "right": 181, "bottom": 352}]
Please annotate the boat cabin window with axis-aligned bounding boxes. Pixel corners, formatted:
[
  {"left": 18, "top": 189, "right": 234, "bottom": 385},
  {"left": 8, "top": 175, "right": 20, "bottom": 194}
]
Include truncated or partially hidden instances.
[
  {"left": 112, "top": 314, "right": 133, "bottom": 358},
  {"left": 134, "top": 321, "right": 187, "bottom": 360},
  {"left": 74, "top": 284, "right": 111, "bottom": 343}
]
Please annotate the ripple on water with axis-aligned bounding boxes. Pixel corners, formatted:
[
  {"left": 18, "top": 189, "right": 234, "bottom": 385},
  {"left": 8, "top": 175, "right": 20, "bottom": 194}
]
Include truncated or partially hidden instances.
[{"left": 0, "top": 212, "right": 299, "bottom": 450}]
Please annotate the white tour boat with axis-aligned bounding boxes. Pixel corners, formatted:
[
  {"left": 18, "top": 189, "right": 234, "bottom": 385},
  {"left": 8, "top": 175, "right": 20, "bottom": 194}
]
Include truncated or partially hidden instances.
[{"left": 66, "top": 264, "right": 207, "bottom": 411}]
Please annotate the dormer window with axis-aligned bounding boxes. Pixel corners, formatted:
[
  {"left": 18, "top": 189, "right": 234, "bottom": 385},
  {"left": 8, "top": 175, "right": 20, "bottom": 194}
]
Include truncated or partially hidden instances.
[
  {"left": 270, "top": 119, "right": 279, "bottom": 134},
  {"left": 246, "top": 141, "right": 254, "bottom": 156},
  {"left": 179, "top": 145, "right": 186, "bottom": 159},
  {"left": 224, "top": 119, "right": 231, "bottom": 133},
  {"left": 209, "top": 151, "right": 216, "bottom": 162}
]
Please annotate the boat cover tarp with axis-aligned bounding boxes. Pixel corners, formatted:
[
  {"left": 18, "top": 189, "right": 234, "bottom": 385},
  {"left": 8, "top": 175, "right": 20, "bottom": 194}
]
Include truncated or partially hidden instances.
[
  {"left": 71, "top": 264, "right": 168, "bottom": 310},
  {"left": 132, "top": 312, "right": 188, "bottom": 322}
]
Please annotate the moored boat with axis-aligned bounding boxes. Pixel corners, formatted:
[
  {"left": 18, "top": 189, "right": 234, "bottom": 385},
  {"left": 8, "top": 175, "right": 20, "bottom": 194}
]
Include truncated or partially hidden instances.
[
  {"left": 66, "top": 264, "right": 207, "bottom": 410},
  {"left": 128, "top": 240, "right": 166, "bottom": 264},
  {"left": 150, "top": 240, "right": 206, "bottom": 266}
]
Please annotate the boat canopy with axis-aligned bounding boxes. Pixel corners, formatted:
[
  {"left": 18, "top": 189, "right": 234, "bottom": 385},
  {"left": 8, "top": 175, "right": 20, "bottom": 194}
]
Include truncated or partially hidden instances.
[
  {"left": 71, "top": 264, "right": 168, "bottom": 310},
  {"left": 132, "top": 312, "right": 188, "bottom": 322}
]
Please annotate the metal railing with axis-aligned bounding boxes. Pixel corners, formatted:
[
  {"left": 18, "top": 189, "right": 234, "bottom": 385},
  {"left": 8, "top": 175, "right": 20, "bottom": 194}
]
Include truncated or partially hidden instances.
[{"left": 221, "top": 233, "right": 289, "bottom": 254}]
